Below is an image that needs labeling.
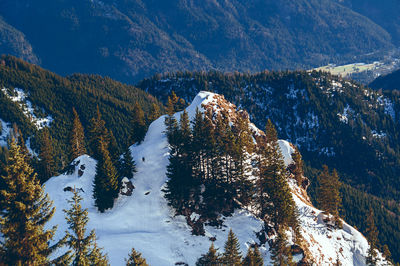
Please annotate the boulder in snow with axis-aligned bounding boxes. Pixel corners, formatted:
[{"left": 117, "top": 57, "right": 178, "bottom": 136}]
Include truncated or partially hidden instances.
[{"left": 120, "top": 177, "right": 135, "bottom": 196}]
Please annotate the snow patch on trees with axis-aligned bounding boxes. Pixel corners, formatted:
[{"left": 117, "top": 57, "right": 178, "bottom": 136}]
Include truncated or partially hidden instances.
[{"left": 1, "top": 87, "right": 53, "bottom": 129}]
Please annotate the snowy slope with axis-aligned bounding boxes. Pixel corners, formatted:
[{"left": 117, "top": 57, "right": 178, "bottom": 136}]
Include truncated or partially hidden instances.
[{"left": 45, "top": 91, "right": 387, "bottom": 265}]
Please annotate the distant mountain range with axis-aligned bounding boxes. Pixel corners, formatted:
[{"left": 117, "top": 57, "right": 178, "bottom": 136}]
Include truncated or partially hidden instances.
[{"left": 0, "top": 0, "right": 399, "bottom": 83}]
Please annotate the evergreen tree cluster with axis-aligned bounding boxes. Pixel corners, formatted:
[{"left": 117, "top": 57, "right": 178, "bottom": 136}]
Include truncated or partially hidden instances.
[
  {"left": 164, "top": 108, "right": 256, "bottom": 222},
  {"left": 164, "top": 104, "right": 301, "bottom": 261},
  {"left": 89, "top": 107, "right": 121, "bottom": 212},
  {"left": 257, "top": 120, "right": 300, "bottom": 233},
  {"left": 316, "top": 165, "right": 342, "bottom": 227}
]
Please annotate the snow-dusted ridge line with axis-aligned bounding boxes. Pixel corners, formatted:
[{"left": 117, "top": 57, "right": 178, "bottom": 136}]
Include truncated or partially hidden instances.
[
  {"left": 45, "top": 91, "right": 388, "bottom": 265},
  {"left": 1, "top": 87, "right": 53, "bottom": 129}
]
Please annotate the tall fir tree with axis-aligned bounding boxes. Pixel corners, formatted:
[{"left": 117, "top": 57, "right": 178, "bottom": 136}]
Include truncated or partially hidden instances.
[
  {"left": 191, "top": 109, "right": 205, "bottom": 181},
  {"left": 196, "top": 242, "right": 220, "bottom": 266},
  {"left": 130, "top": 102, "right": 147, "bottom": 144},
  {"left": 166, "top": 91, "right": 179, "bottom": 116},
  {"left": 0, "top": 139, "right": 67, "bottom": 264},
  {"left": 119, "top": 148, "right": 136, "bottom": 180},
  {"left": 88, "top": 106, "right": 109, "bottom": 159},
  {"left": 291, "top": 146, "right": 303, "bottom": 185},
  {"left": 125, "top": 247, "right": 148, "bottom": 266},
  {"left": 242, "top": 245, "right": 263, "bottom": 266},
  {"left": 166, "top": 91, "right": 185, "bottom": 115},
  {"left": 252, "top": 245, "right": 264, "bottom": 266},
  {"left": 64, "top": 189, "right": 108, "bottom": 265},
  {"left": 148, "top": 102, "right": 161, "bottom": 123},
  {"left": 242, "top": 246, "right": 254, "bottom": 266},
  {"left": 221, "top": 229, "right": 242, "bottom": 266},
  {"left": 70, "top": 108, "right": 87, "bottom": 161},
  {"left": 164, "top": 110, "right": 198, "bottom": 215},
  {"left": 38, "top": 127, "right": 55, "bottom": 181},
  {"left": 9, "top": 123, "right": 29, "bottom": 157},
  {"left": 108, "top": 129, "right": 120, "bottom": 165},
  {"left": 231, "top": 113, "right": 254, "bottom": 206},
  {"left": 366, "top": 208, "right": 379, "bottom": 266},
  {"left": 259, "top": 120, "right": 299, "bottom": 233},
  {"left": 93, "top": 137, "right": 120, "bottom": 212},
  {"left": 316, "top": 165, "right": 342, "bottom": 226}
]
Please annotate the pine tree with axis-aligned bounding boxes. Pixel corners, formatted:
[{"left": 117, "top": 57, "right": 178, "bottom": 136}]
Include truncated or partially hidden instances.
[
  {"left": 242, "top": 245, "right": 263, "bottom": 266},
  {"left": 130, "top": 102, "right": 147, "bottom": 144},
  {"left": 259, "top": 120, "right": 299, "bottom": 232},
  {"left": 231, "top": 113, "right": 254, "bottom": 206},
  {"left": 270, "top": 227, "right": 294, "bottom": 266},
  {"left": 191, "top": 109, "right": 204, "bottom": 181},
  {"left": 164, "top": 110, "right": 197, "bottom": 214},
  {"left": 166, "top": 91, "right": 178, "bottom": 116},
  {"left": 366, "top": 208, "right": 379, "bottom": 266},
  {"left": 196, "top": 242, "right": 220, "bottom": 266},
  {"left": 317, "top": 165, "right": 342, "bottom": 226},
  {"left": 242, "top": 246, "right": 254, "bottom": 266},
  {"left": 0, "top": 139, "right": 66, "bottom": 264},
  {"left": 166, "top": 91, "right": 184, "bottom": 115},
  {"left": 120, "top": 148, "right": 136, "bottom": 180},
  {"left": 64, "top": 189, "right": 108, "bottom": 265},
  {"left": 88, "top": 106, "right": 109, "bottom": 159},
  {"left": 93, "top": 137, "right": 119, "bottom": 212},
  {"left": 108, "top": 129, "right": 120, "bottom": 165},
  {"left": 70, "top": 108, "right": 87, "bottom": 161},
  {"left": 9, "top": 124, "right": 29, "bottom": 157},
  {"left": 38, "top": 127, "right": 55, "bottom": 181},
  {"left": 292, "top": 146, "right": 303, "bottom": 185},
  {"left": 251, "top": 245, "right": 264, "bottom": 266},
  {"left": 148, "top": 103, "right": 161, "bottom": 122},
  {"left": 125, "top": 247, "right": 149, "bottom": 266},
  {"left": 221, "top": 229, "right": 242, "bottom": 265}
]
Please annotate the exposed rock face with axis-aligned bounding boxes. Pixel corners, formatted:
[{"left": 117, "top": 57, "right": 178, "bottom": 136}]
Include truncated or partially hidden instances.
[{"left": 120, "top": 177, "right": 135, "bottom": 196}]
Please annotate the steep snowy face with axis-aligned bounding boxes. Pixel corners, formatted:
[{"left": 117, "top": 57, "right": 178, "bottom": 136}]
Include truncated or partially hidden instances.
[{"left": 45, "top": 91, "right": 387, "bottom": 266}]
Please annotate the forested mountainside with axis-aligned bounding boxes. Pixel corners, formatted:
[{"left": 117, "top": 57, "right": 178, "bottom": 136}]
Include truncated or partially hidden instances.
[
  {"left": 337, "top": 0, "right": 400, "bottom": 44},
  {"left": 40, "top": 91, "right": 389, "bottom": 265},
  {"left": 0, "top": 56, "right": 162, "bottom": 179},
  {"left": 0, "top": 18, "right": 38, "bottom": 65},
  {"left": 139, "top": 71, "right": 400, "bottom": 262},
  {"left": 0, "top": 0, "right": 395, "bottom": 83}
]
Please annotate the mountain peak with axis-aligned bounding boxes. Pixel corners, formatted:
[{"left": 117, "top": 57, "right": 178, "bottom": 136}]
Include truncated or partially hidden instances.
[{"left": 44, "top": 92, "right": 388, "bottom": 265}]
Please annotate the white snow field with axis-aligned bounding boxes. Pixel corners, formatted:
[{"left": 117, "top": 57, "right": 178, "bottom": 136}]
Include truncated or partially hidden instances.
[{"left": 45, "top": 91, "right": 386, "bottom": 265}]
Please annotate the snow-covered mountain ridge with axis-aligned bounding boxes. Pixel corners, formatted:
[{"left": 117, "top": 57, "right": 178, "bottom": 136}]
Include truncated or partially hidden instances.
[{"left": 45, "top": 91, "right": 387, "bottom": 265}]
